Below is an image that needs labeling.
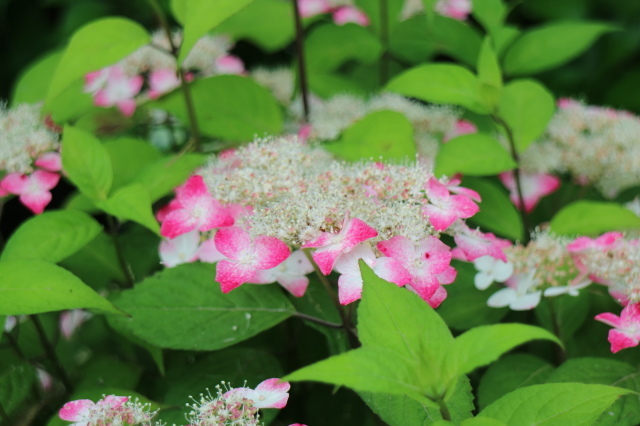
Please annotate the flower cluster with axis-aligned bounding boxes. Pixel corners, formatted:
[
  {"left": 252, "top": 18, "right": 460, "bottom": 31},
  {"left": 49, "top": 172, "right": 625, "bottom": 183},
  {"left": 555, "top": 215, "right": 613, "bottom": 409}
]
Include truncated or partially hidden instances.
[
  {"left": 521, "top": 99, "right": 640, "bottom": 197},
  {"left": 0, "top": 103, "right": 62, "bottom": 214},
  {"left": 84, "top": 30, "right": 244, "bottom": 117},
  {"left": 401, "top": 0, "right": 472, "bottom": 20},
  {"left": 59, "top": 395, "right": 158, "bottom": 426},
  {"left": 156, "top": 136, "right": 506, "bottom": 307}
]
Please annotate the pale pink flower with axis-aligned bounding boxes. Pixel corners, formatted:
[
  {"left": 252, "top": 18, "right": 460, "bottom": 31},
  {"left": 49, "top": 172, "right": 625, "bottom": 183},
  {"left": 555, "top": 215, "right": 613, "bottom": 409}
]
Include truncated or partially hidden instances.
[
  {"left": 35, "top": 152, "right": 62, "bottom": 172},
  {"left": 444, "top": 176, "right": 481, "bottom": 202},
  {"left": 250, "top": 250, "right": 314, "bottom": 297},
  {"left": 91, "top": 66, "right": 143, "bottom": 117},
  {"left": 160, "top": 175, "right": 233, "bottom": 239},
  {"left": 84, "top": 66, "right": 115, "bottom": 95},
  {"left": 302, "top": 214, "right": 378, "bottom": 275},
  {"left": 37, "top": 367, "right": 53, "bottom": 392},
  {"left": 473, "top": 255, "right": 514, "bottom": 290},
  {"left": 225, "top": 378, "right": 290, "bottom": 409},
  {"left": 452, "top": 223, "right": 511, "bottom": 262},
  {"left": 196, "top": 237, "right": 227, "bottom": 264},
  {"left": 444, "top": 119, "right": 477, "bottom": 142},
  {"left": 423, "top": 177, "right": 479, "bottom": 231},
  {"left": 499, "top": 171, "right": 561, "bottom": 213},
  {"left": 333, "top": 243, "right": 410, "bottom": 305},
  {"left": 377, "top": 235, "right": 454, "bottom": 307},
  {"left": 60, "top": 309, "right": 93, "bottom": 340},
  {"left": 214, "top": 55, "right": 245, "bottom": 75},
  {"left": 298, "top": 0, "right": 332, "bottom": 17},
  {"left": 159, "top": 230, "right": 201, "bottom": 267},
  {"left": 214, "top": 227, "right": 290, "bottom": 293},
  {"left": 435, "top": 0, "right": 472, "bottom": 20},
  {"left": 487, "top": 270, "right": 542, "bottom": 310},
  {"left": 595, "top": 302, "right": 640, "bottom": 353},
  {"left": 1, "top": 170, "right": 60, "bottom": 214},
  {"left": 332, "top": 6, "right": 370, "bottom": 26},
  {"left": 148, "top": 69, "right": 181, "bottom": 99}
]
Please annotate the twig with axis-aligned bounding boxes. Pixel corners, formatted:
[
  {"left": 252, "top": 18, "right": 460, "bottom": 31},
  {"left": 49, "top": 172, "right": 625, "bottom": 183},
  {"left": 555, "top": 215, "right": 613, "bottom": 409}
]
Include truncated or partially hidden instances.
[
  {"left": 30, "top": 315, "right": 73, "bottom": 392},
  {"left": 292, "top": 0, "right": 311, "bottom": 122},
  {"left": 292, "top": 312, "right": 343, "bottom": 329},
  {"left": 106, "top": 215, "right": 135, "bottom": 288},
  {"left": 379, "top": 0, "right": 390, "bottom": 86}
]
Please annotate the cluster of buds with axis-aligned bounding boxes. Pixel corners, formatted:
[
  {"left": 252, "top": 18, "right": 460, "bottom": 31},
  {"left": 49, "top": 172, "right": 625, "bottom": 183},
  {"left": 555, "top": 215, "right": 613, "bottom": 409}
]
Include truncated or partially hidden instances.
[
  {"left": 0, "top": 103, "right": 62, "bottom": 214},
  {"left": 59, "top": 395, "right": 158, "bottom": 426},
  {"left": 157, "top": 136, "right": 509, "bottom": 307},
  {"left": 84, "top": 30, "right": 244, "bottom": 117}
]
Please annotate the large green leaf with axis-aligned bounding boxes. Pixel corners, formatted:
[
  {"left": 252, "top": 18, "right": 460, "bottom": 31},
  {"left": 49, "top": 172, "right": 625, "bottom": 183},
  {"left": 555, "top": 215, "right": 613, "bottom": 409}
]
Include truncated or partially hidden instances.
[
  {"left": 176, "top": 0, "right": 254, "bottom": 63},
  {"left": 386, "top": 64, "right": 488, "bottom": 114},
  {"left": 0, "top": 356, "right": 35, "bottom": 418},
  {"left": 503, "top": 22, "right": 618, "bottom": 76},
  {"left": 549, "top": 201, "right": 640, "bottom": 236},
  {"left": 96, "top": 184, "right": 160, "bottom": 235},
  {"left": 153, "top": 75, "right": 282, "bottom": 141},
  {"left": 1, "top": 210, "right": 101, "bottom": 263},
  {"left": 435, "top": 133, "right": 515, "bottom": 177},
  {"left": 427, "top": 14, "right": 483, "bottom": 67},
  {"left": 472, "top": 0, "right": 508, "bottom": 34},
  {"left": 62, "top": 125, "right": 113, "bottom": 201},
  {"left": 104, "top": 138, "right": 161, "bottom": 192},
  {"left": 497, "top": 79, "right": 555, "bottom": 152},
  {"left": 46, "top": 18, "right": 150, "bottom": 105},
  {"left": 478, "top": 383, "right": 631, "bottom": 425},
  {"left": 0, "top": 260, "right": 122, "bottom": 315},
  {"left": 11, "top": 50, "right": 62, "bottom": 104},
  {"left": 132, "top": 153, "right": 206, "bottom": 203},
  {"left": 108, "top": 263, "right": 295, "bottom": 350},
  {"left": 477, "top": 38, "right": 502, "bottom": 109},
  {"left": 326, "top": 110, "right": 416, "bottom": 161}
]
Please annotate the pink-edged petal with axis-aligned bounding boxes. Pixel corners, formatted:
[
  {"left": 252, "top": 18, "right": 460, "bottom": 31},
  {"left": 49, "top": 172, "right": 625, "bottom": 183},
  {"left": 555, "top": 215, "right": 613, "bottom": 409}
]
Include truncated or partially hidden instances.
[
  {"left": 20, "top": 187, "right": 54, "bottom": 214},
  {"left": 148, "top": 69, "right": 180, "bottom": 99},
  {"left": 31, "top": 170, "right": 60, "bottom": 191},
  {"left": 373, "top": 257, "right": 411, "bottom": 286},
  {"left": 407, "top": 274, "right": 441, "bottom": 301},
  {"left": 215, "top": 55, "right": 245, "bottom": 75},
  {"left": 156, "top": 198, "right": 182, "bottom": 222},
  {"left": 35, "top": 152, "right": 62, "bottom": 172},
  {"left": 277, "top": 275, "right": 310, "bottom": 297},
  {"left": 251, "top": 378, "right": 291, "bottom": 409},
  {"left": 215, "top": 260, "right": 257, "bottom": 293},
  {"left": 334, "top": 243, "right": 376, "bottom": 275},
  {"left": 60, "top": 309, "right": 92, "bottom": 340},
  {"left": 608, "top": 329, "right": 639, "bottom": 353},
  {"left": 298, "top": 0, "right": 332, "bottom": 17},
  {"left": 252, "top": 236, "right": 290, "bottom": 269},
  {"left": 116, "top": 98, "right": 137, "bottom": 117},
  {"left": 418, "top": 236, "right": 453, "bottom": 274},
  {"left": 377, "top": 235, "right": 417, "bottom": 262},
  {"left": 196, "top": 238, "right": 226, "bottom": 263},
  {"left": 59, "top": 399, "right": 93, "bottom": 421},
  {"left": 214, "top": 227, "right": 252, "bottom": 260},
  {"left": 93, "top": 89, "right": 112, "bottom": 107},
  {"left": 338, "top": 273, "right": 364, "bottom": 305},
  {"left": 176, "top": 175, "right": 211, "bottom": 205},
  {"left": 425, "top": 177, "right": 451, "bottom": 201},
  {"left": 161, "top": 209, "right": 199, "bottom": 239},
  {"left": 159, "top": 230, "right": 201, "bottom": 267},
  {"left": 436, "top": 265, "right": 457, "bottom": 285},
  {"left": 450, "top": 194, "right": 480, "bottom": 218},
  {"left": 595, "top": 312, "right": 624, "bottom": 328},
  {"left": 426, "top": 285, "right": 447, "bottom": 308},
  {"left": 98, "top": 395, "right": 128, "bottom": 409},
  {"left": 423, "top": 204, "right": 459, "bottom": 231},
  {"left": 332, "top": 6, "right": 370, "bottom": 26},
  {"left": 453, "top": 226, "right": 510, "bottom": 262},
  {"left": 1, "top": 173, "right": 28, "bottom": 194}
]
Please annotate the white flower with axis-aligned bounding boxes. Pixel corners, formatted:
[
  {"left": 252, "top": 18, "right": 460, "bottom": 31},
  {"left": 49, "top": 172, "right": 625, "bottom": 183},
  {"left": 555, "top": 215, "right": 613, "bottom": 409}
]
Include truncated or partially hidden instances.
[
  {"left": 487, "top": 270, "right": 542, "bottom": 311},
  {"left": 472, "top": 255, "right": 514, "bottom": 290}
]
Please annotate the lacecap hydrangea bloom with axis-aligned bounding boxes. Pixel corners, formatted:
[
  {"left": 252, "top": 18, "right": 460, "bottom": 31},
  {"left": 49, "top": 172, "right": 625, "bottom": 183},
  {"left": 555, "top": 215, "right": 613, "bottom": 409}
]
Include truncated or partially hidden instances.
[{"left": 59, "top": 395, "right": 158, "bottom": 426}]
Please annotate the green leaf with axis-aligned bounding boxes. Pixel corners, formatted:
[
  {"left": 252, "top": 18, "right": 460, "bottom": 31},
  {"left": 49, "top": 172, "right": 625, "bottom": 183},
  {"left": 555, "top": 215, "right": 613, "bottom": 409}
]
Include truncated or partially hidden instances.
[
  {"left": 96, "top": 184, "right": 160, "bottom": 235},
  {"left": 108, "top": 263, "right": 294, "bottom": 350},
  {"left": 446, "top": 324, "right": 560, "bottom": 384},
  {"left": 534, "top": 292, "right": 589, "bottom": 342},
  {"left": 75, "top": 356, "right": 142, "bottom": 391},
  {"left": 462, "top": 177, "right": 523, "bottom": 240},
  {"left": 471, "top": 0, "right": 507, "bottom": 34},
  {"left": 306, "top": 23, "right": 382, "bottom": 73},
  {"left": 386, "top": 64, "right": 488, "bottom": 114},
  {"left": 62, "top": 125, "right": 113, "bottom": 201},
  {"left": 104, "top": 138, "right": 161, "bottom": 192},
  {"left": 497, "top": 79, "right": 555, "bottom": 152},
  {"left": 0, "top": 357, "right": 35, "bottom": 417},
  {"left": 478, "top": 383, "right": 632, "bottom": 425},
  {"left": 177, "top": 0, "right": 254, "bottom": 63},
  {"left": 388, "top": 16, "right": 435, "bottom": 64},
  {"left": 477, "top": 38, "right": 502, "bottom": 109},
  {"left": 477, "top": 354, "right": 554, "bottom": 410},
  {"left": 0, "top": 260, "right": 123, "bottom": 315},
  {"left": 434, "top": 133, "right": 515, "bottom": 177},
  {"left": 462, "top": 419, "right": 508, "bottom": 426},
  {"left": 326, "top": 110, "right": 416, "bottom": 161},
  {"left": 428, "top": 14, "right": 483, "bottom": 67},
  {"left": 504, "top": 22, "right": 618, "bottom": 76},
  {"left": 11, "top": 50, "right": 62, "bottom": 104},
  {"left": 132, "top": 153, "right": 206, "bottom": 202},
  {"left": 214, "top": 0, "right": 294, "bottom": 52},
  {"left": 2, "top": 210, "right": 102, "bottom": 263},
  {"left": 46, "top": 17, "right": 150, "bottom": 105},
  {"left": 153, "top": 75, "right": 282, "bottom": 141},
  {"left": 550, "top": 201, "right": 640, "bottom": 236}
]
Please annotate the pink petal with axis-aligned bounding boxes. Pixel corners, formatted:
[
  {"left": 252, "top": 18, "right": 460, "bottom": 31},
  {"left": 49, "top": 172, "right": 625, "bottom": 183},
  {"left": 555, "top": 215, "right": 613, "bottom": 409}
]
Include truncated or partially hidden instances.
[
  {"left": 373, "top": 257, "right": 411, "bottom": 286},
  {"left": 435, "top": 0, "right": 472, "bottom": 20},
  {"left": 215, "top": 55, "right": 245, "bottom": 75},
  {"left": 608, "top": 329, "right": 639, "bottom": 353},
  {"left": 159, "top": 230, "right": 201, "bottom": 267},
  {"left": 377, "top": 236, "right": 417, "bottom": 262},
  {"left": 35, "top": 152, "right": 62, "bottom": 172},
  {"left": 160, "top": 209, "right": 198, "bottom": 239},
  {"left": 436, "top": 265, "right": 457, "bottom": 285},
  {"left": 31, "top": 170, "right": 60, "bottom": 191},
  {"left": 1, "top": 173, "right": 28, "bottom": 194},
  {"left": 252, "top": 236, "right": 290, "bottom": 269},
  {"left": 338, "top": 273, "right": 363, "bottom": 305},
  {"left": 425, "top": 177, "right": 451, "bottom": 201},
  {"left": 59, "top": 399, "right": 94, "bottom": 421},
  {"left": 418, "top": 236, "right": 453, "bottom": 274},
  {"left": 426, "top": 285, "right": 447, "bottom": 308},
  {"left": 298, "top": 0, "right": 332, "bottom": 17},
  {"left": 98, "top": 395, "right": 128, "bottom": 409},
  {"left": 450, "top": 194, "right": 480, "bottom": 218},
  {"left": 117, "top": 98, "right": 137, "bottom": 117},
  {"left": 60, "top": 309, "right": 92, "bottom": 340},
  {"left": 214, "top": 227, "right": 252, "bottom": 260},
  {"left": 251, "top": 378, "right": 290, "bottom": 409},
  {"left": 407, "top": 274, "right": 440, "bottom": 301},
  {"left": 157, "top": 199, "right": 183, "bottom": 222},
  {"left": 332, "top": 6, "right": 370, "bottom": 26},
  {"left": 277, "top": 275, "right": 310, "bottom": 297},
  {"left": 197, "top": 238, "right": 227, "bottom": 263},
  {"left": 423, "top": 204, "right": 460, "bottom": 231},
  {"left": 453, "top": 225, "right": 510, "bottom": 262},
  {"left": 500, "top": 171, "right": 560, "bottom": 213},
  {"left": 148, "top": 69, "right": 180, "bottom": 99},
  {"left": 215, "top": 260, "right": 256, "bottom": 293}
]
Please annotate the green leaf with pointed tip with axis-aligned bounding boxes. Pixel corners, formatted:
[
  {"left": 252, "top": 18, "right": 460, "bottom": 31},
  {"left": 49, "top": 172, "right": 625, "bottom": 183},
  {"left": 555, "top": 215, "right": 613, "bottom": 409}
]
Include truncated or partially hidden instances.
[
  {"left": 386, "top": 64, "right": 488, "bottom": 114},
  {"left": 471, "top": 0, "right": 507, "bottom": 34},
  {"left": 326, "top": 110, "right": 416, "bottom": 161},
  {"left": 477, "top": 38, "right": 502, "bottom": 109},
  {"left": 104, "top": 138, "right": 161, "bottom": 192},
  {"left": 0, "top": 260, "right": 123, "bottom": 315},
  {"left": 2, "top": 210, "right": 102, "bottom": 263},
  {"left": 435, "top": 133, "right": 515, "bottom": 177},
  {"left": 132, "top": 153, "right": 206, "bottom": 203},
  {"left": 497, "top": 79, "right": 555, "bottom": 152},
  {"left": 96, "top": 184, "right": 160, "bottom": 235},
  {"left": 108, "top": 263, "right": 295, "bottom": 350},
  {"left": 11, "top": 50, "right": 62, "bottom": 104},
  {"left": 504, "top": 22, "right": 618, "bottom": 76},
  {"left": 550, "top": 201, "right": 640, "bottom": 236},
  {"left": 478, "top": 383, "right": 631, "bottom": 425},
  {"left": 177, "top": 0, "right": 254, "bottom": 63},
  {"left": 46, "top": 17, "right": 150, "bottom": 105},
  {"left": 62, "top": 125, "right": 113, "bottom": 201}
]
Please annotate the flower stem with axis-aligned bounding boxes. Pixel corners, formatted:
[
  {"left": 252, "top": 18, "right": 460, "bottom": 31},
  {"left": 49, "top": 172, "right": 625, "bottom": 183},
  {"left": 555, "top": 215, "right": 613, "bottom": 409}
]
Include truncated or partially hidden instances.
[
  {"left": 148, "top": 0, "right": 202, "bottom": 152},
  {"left": 492, "top": 114, "right": 531, "bottom": 243},
  {"left": 292, "top": 0, "right": 311, "bottom": 122},
  {"left": 379, "top": 0, "right": 390, "bottom": 86},
  {"left": 292, "top": 312, "right": 344, "bottom": 329},
  {"left": 545, "top": 297, "right": 567, "bottom": 364},
  {"left": 435, "top": 396, "right": 451, "bottom": 421},
  {"left": 106, "top": 215, "right": 135, "bottom": 288},
  {"left": 30, "top": 315, "right": 73, "bottom": 391}
]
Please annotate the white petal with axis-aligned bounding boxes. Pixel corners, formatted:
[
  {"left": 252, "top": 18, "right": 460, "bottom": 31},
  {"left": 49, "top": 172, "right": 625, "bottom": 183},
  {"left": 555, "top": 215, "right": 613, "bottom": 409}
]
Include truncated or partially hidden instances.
[
  {"left": 487, "top": 288, "right": 516, "bottom": 308},
  {"left": 473, "top": 255, "right": 495, "bottom": 272},
  {"left": 493, "top": 261, "right": 514, "bottom": 282},
  {"left": 543, "top": 286, "right": 569, "bottom": 297},
  {"left": 510, "top": 291, "right": 542, "bottom": 310},
  {"left": 474, "top": 272, "right": 494, "bottom": 290}
]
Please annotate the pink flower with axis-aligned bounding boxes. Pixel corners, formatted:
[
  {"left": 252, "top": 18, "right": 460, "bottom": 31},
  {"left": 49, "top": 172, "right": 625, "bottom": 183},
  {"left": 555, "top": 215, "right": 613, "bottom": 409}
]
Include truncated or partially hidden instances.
[
  {"left": 298, "top": 0, "right": 332, "bottom": 17},
  {"left": 423, "top": 177, "right": 479, "bottom": 231},
  {"left": 160, "top": 175, "right": 233, "bottom": 239},
  {"left": 225, "top": 378, "right": 290, "bottom": 409},
  {"left": 91, "top": 66, "right": 143, "bottom": 117},
  {"left": 567, "top": 232, "right": 623, "bottom": 281},
  {"left": 444, "top": 176, "right": 481, "bottom": 202},
  {"left": 377, "top": 235, "right": 455, "bottom": 307},
  {"left": 214, "top": 227, "right": 290, "bottom": 293},
  {"left": 196, "top": 237, "right": 227, "bottom": 264},
  {"left": 595, "top": 302, "right": 640, "bottom": 353},
  {"left": 1, "top": 170, "right": 60, "bottom": 214},
  {"left": 332, "top": 6, "right": 370, "bottom": 26},
  {"left": 444, "top": 119, "right": 477, "bottom": 142},
  {"left": 333, "top": 243, "right": 411, "bottom": 305},
  {"left": 435, "top": 0, "right": 472, "bottom": 20},
  {"left": 148, "top": 69, "right": 181, "bottom": 99},
  {"left": 60, "top": 309, "right": 93, "bottom": 340},
  {"left": 302, "top": 214, "right": 378, "bottom": 275},
  {"left": 250, "top": 250, "right": 314, "bottom": 297},
  {"left": 452, "top": 223, "right": 511, "bottom": 262},
  {"left": 499, "top": 171, "right": 561, "bottom": 213},
  {"left": 215, "top": 55, "right": 246, "bottom": 75},
  {"left": 159, "top": 230, "right": 201, "bottom": 267},
  {"left": 35, "top": 152, "right": 62, "bottom": 172}
]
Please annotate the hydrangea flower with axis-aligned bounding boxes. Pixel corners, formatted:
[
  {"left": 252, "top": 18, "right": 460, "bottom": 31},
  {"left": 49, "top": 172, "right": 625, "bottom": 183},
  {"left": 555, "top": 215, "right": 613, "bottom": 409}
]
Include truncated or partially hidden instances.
[
  {"left": 1, "top": 170, "right": 60, "bottom": 214},
  {"left": 595, "top": 302, "right": 640, "bottom": 353},
  {"left": 59, "top": 395, "right": 156, "bottom": 426},
  {"left": 422, "top": 177, "right": 479, "bottom": 231}
]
